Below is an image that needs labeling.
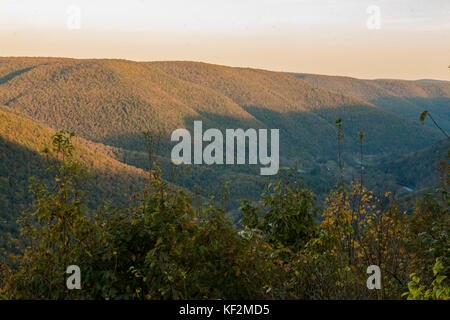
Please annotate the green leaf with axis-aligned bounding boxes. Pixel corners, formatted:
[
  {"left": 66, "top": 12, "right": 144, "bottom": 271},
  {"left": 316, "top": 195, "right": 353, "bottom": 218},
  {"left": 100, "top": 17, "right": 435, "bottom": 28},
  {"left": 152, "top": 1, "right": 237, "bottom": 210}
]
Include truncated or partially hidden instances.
[
  {"left": 435, "top": 275, "right": 447, "bottom": 284},
  {"left": 420, "top": 111, "right": 428, "bottom": 125},
  {"left": 433, "top": 260, "right": 444, "bottom": 276}
]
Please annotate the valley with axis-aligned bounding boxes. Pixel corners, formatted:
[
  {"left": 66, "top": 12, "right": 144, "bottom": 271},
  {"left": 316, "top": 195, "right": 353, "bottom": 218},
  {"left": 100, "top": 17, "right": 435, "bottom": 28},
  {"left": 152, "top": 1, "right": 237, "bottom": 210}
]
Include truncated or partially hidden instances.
[{"left": 0, "top": 57, "right": 448, "bottom": 232}]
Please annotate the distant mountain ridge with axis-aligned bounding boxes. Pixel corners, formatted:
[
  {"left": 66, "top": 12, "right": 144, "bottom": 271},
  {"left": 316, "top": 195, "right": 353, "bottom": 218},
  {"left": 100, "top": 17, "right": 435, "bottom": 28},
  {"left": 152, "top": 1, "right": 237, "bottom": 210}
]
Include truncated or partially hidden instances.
[{"left": 414, "top": 79, "right": 450, "bottom": 84}]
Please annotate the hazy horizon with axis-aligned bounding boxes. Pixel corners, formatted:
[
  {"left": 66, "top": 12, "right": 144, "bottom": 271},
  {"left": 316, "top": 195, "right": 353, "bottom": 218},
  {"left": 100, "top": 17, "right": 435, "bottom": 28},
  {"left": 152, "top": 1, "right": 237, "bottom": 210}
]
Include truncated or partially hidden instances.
[{"left": 1, "top": 0, "right": 449, "bottom": 80}]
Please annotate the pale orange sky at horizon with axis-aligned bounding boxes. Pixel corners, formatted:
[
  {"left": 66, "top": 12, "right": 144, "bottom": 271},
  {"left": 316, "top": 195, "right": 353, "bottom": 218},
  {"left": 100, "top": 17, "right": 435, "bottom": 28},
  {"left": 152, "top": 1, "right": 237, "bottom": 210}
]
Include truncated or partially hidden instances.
[{"left": 1, "top": 0, "right": 449, "bottom": 80}]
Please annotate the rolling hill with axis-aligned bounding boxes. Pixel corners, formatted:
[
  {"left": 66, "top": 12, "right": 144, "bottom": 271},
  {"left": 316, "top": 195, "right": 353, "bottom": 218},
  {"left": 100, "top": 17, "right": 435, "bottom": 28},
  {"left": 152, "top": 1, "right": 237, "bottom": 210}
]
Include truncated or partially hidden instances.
[
  {"left": 0, "top": 58, "right": 443, "bottom": 160},
  {"left": 291, "top": 72, "right": 450, "bottom": 132},
  {"left": 0, "top": 105, "right": 148, "bottom": 244}
]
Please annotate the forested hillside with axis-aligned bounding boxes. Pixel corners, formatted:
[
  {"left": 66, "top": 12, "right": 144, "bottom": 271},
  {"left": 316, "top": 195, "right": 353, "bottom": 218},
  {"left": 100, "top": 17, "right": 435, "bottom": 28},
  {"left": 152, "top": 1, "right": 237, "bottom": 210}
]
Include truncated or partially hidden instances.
[
  {"left": 0, "top": 58, "right": 442, "bottom": 160},
  {"left": 292, "top": 73, "right": 450, "bottom": 132},
  {"left": 150, "top": 61, "right": 442, "bottom": 156},
  {"left": 0, "top": 105, "right": 147, "bottom": 248},
  {"left": 373, "top": 140, "right": 450, "bottom": 190}
]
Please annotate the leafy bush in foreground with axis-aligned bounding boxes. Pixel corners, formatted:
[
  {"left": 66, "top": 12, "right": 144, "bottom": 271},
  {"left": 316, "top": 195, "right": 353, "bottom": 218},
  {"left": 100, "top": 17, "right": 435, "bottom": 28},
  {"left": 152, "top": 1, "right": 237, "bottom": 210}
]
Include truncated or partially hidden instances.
[{"left": 0, "top": 132, "right": 448, "bottom": 300}]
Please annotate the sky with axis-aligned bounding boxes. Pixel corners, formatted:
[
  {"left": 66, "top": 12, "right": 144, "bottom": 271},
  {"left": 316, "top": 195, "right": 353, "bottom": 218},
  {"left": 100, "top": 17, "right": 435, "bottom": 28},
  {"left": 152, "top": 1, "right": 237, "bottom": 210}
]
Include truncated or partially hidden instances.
[{"left": 0, "top": 0, "right": 449, "bottom": 80}]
